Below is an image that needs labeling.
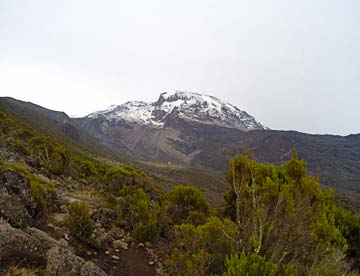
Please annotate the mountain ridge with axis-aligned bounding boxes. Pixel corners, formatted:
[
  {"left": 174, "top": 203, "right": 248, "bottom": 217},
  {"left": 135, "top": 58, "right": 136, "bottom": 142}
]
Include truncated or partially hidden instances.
[
  {"left": 76, "top": 92, "right": 360, "bottom": 196},
  {"left": 86, "top": 91, "right": 267, "bottom": 131}
]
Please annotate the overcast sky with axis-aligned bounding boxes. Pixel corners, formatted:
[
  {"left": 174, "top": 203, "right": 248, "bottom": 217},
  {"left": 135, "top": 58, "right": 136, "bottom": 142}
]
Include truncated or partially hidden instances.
[{"left": 0, "top": 0, "right": 359, "bottom": 135}]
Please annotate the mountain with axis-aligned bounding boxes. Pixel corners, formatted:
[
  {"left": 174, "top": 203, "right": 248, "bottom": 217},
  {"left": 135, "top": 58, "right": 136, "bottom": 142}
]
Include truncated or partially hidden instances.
[
  {"left": 1, "top": 97, "right": 359, "bottom": 275},
  {"left": 0, "top": 97, "right": 227, "bottom": 205},
  {"left": 76, "top": 91, "right": 360, "bottom": 195},
  {"left": 75, "top": 91, "right": 266, "bottom": 163},
  {"left": 86, "top": 91, "right": 266, "bottom": 130}
]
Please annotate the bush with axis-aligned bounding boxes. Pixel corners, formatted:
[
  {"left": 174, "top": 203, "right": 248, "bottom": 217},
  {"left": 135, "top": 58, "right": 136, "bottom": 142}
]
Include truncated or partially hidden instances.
[
  {"left": 6, "top": 162, "right": 57, "bottom": 214},
  {"left": 222, "top": 252, "right": 280, "bottom": 276},
  {"left": 103, "top": 166, "right": 147, "bottom": 193},
  {"left": 65, "top": 201, "right": 95, "bottom": 245},
  {"left": 166, "top": 216, "right": 238, "bottom": 275},
  {"left": 6, "top": 267, "right": 37, "bottom": 276},
  {"left": 79, "top": 159, "right": 99, "bottom": 178},
  {"left": 167, "top": 185, "right": 212, "bottom": 225},
  {"left": 134, "top": 220, "right": 159, "bottom": 243},
  {"left": 334, "top": 207, "right": 360, "bottom": 270},
  {"left": 119, "top": 186, "right": 151, "bottom": 226},
  {"left": 223, "top": 153, "right": 350, "bottom": 275}
]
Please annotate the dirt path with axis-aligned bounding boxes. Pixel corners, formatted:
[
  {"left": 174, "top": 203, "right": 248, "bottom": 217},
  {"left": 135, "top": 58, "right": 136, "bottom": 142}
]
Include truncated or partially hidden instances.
[
  {"left": 83, "top": 247, "right": 157, "bottom": 276},
  {"left": 60, "top": 191, "right": 157, "bottom": 276}
]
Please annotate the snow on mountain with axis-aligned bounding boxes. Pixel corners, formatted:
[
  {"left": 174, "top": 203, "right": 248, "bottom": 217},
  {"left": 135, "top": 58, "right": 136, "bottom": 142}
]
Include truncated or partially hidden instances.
[{"left": 87, "top": 91, "right": 267, "bottom": 130}]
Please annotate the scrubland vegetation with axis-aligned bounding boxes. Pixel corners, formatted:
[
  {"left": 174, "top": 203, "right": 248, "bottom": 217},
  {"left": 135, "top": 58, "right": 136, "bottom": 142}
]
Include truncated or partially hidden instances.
[{"left": 0, "top": 110, "right": 359, "bottom": 275}]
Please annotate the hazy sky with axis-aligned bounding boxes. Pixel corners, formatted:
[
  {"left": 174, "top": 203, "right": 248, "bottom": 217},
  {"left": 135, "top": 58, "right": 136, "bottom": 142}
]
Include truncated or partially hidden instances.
[{"left": 1, "top": 0, "right": 359, "bottom": 135}]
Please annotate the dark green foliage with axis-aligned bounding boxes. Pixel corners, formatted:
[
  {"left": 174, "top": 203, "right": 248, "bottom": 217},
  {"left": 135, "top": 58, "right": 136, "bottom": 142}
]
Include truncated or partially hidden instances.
[
  {"left": 222, "top": 252, "right": 280, "bottom": 276},
  {"left": 65, "top": 201, "right": 95, "bottom": 245},
  {"left": 335, "top": 207, "right": 360, "bottom": 271},
  {"left": 103, "top": 166, "right": 147, "bottom": 194},
  {"left": 166, "top": 217, "right": 238, "bottom": 275},
  {"left": 223, "top": 153, "right": 350, "bottom": 275},
  {"left": 14, "top": 139, "right": 29, "bottom": 155},
  {"left": 79, "top": 159, "right": 99, "bottom": 178},
  {"left": 119, "top": 185, "right": 151, "bottom": 226},
  {"left": 167, "top": 185, "right": 212, "bottom": 225},
  {"left": 6, "top": 162, "right": 57, "bottom": 214},
  {"left": 5, "top": 267, "right": 38, "bottom": 276},
  {"left": 116, "top": 185, "right": 167, "bottom": 243},
  {"left": 0, "top": 110, "right": 144, "bottom": 188},
  {"left": 223, "top": 190, "right": 237, "bottom": 221}
]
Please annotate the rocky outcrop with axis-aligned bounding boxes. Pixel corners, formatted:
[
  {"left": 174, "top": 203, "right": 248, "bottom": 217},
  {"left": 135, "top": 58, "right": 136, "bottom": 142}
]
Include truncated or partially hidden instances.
[
  {"left": 0, "top": 168, "right": 60, "bottom": 227},
  {"left": 113, "top": 239, "right": 129, "bottom": 250},
  {"left": 81, "top": 261, "right": 108, "bottom": 276},
  {"left": 0, "top": 219, "right": 47, "bottom": 266},
  {"left": 46, "top": 246, "right": 85, "bottom": 276},
  {"left": 46, "top": 246, "right": 108, "bottom": 276},
  {"left": 0, "top": 194, "right": 31, "bottom": 227},
  {"left": 0, "top": 169, "right": 39, "bottom": 217},
  {"left": 0, "top": 220, "right": 108, "bottom": 275}
]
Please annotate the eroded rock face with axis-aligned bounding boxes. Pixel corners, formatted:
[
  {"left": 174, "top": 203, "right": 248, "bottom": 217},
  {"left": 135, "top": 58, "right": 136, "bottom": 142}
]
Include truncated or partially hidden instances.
[
  {"left": 0, "top": 220, "right": 47, "bottom": 266},
  {"left": 46, "top": 246, "right": 85, "bottom": 276},
  {"left": 0, "top": 220, "right": 108, "bottom": 276},
  {"left": 0, "top": 194, "right": 31, "bottom": 227},
  {"left": 0, "top": 169, "right": 39, "bottom": 218},
  {"left": 80, "top": 261, "right": 108, "bottom": 276},
  {"left": 46, "top": 246, "right": 109, "bottom": 276}
]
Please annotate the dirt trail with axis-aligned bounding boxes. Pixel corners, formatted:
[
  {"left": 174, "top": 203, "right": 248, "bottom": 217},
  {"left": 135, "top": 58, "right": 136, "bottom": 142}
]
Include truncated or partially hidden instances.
[
  {"left": 83, "top": 247, "right": 157, "bottom": 276},
  {"left": 61, "top": 192, "right": 157, "bottom": 276}
]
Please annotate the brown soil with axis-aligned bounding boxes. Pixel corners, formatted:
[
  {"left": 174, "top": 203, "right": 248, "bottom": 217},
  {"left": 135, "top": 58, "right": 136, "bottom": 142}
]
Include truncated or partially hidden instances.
[{"left": 83, "top": 247, "right": 157, "bottom": 276}]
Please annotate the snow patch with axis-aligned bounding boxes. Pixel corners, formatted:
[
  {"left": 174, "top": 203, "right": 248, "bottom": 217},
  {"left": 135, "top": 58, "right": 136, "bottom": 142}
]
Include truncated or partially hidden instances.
[{"left": 86, "top": 91, "right": 267, "bottom": 130}]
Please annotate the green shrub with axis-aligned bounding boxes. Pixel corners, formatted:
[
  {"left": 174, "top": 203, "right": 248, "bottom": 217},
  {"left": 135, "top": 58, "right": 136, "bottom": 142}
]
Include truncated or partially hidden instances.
[
  {"left": 65, "top": 201, "right": 95, "bottom": 245},
  {"left": 222, "top": 252, "right": 280, "bottom": 276},
  {"left": 334, "top": 207, "right": 360, "bottom": 270},
  {"left": 104, "top": 166, "right": 147, "bottom": 193},
  {"left": 119, "top": 185, "right": 151, "bottom": 226},
  {"left": 15, "top": 128, "right": 34, "bottom": 140},
  {"left": 79, "top": 159, "right": 99, "bottom": 178},
  {"left": 166, "top": 217, "right": 238, "bottom": 275},
  {"left": 6, "top": 162, "right": 56, "bottom": 213},
  {"left": 223, "top": 153, "right": 349, "bottom": 275},
  {"left": 15, "top": 139, "right": 30, "bottom": 155},
  {"left": 134, "top": 220, "right": 159, "bottom": 243},
  {"left": 6, "top": 267, "right": 37, "bottom": 276},
  {"left": 167, "top": 185, "right": 212, "bottom": 225}
]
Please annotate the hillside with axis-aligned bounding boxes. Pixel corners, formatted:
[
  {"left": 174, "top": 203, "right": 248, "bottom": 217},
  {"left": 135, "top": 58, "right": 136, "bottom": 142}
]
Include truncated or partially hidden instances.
[
  {"left": 0, "top": 98, "right": 359, "bottom": 275},
  {"left": 0, "top": 97, "right": 226, "bottom": 205},
  {"left": 77, "top": 92, "right": 360, "bottom": 196}
]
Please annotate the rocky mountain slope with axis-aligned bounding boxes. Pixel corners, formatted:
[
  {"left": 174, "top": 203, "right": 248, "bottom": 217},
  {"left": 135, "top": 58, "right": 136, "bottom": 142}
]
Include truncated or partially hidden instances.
[
  {"left": 77, "top": 91, "right": 360, "bottom": 195},
  {"left": 0, "top": 107, "right": 161, "bottom": 275},
  {"left": 86, "top": 91, "right": 266, "bottom": 130},
  {"left": 1, "top": 96, "right": 359, "bottom": 275},
  {"left": 0, "top": 97, "right": 227, "bottom": 205}
]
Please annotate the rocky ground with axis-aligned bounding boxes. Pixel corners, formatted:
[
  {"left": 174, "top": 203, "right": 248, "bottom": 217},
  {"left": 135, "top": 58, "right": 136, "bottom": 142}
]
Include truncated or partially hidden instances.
[{"left": 0, "top": 166, "right": 159, "bottom": 276}]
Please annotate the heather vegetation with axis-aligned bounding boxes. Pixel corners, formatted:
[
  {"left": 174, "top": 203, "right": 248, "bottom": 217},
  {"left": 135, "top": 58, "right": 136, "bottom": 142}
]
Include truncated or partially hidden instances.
[{"left": 0, "top": 109, "right": 359, "bottom": 276}]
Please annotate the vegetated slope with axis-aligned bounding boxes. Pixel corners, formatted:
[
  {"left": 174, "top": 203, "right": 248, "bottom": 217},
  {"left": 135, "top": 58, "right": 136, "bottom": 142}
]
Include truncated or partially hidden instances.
[
  {"left": 77, "top": 92, "right": 360, "bottom": 196},
  {"left": 1, "top": 98, "right": 359, "bottom": 275},
  {"left": 0, "top": 108, "right": 160, "bottom": 276},
  {"left": 0, "top": 97, "right": 121, "bottom": 161},
  {"left": 186, "top": 122, "right": 360, "bottom": 195},
  {"left": 0, "top": 97, "right": 226, "bottom": 204}
]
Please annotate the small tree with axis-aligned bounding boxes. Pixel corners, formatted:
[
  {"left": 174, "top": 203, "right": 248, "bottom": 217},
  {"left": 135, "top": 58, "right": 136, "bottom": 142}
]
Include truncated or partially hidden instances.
[
  {"left": 167, "top": 185, "right": 212, "bottom": 225},
  {"left": 65, "top": 201, "right": 95, "bottom": 245},
  {"left": 223, "top": 152, "right": 349, "bottom": 274}
]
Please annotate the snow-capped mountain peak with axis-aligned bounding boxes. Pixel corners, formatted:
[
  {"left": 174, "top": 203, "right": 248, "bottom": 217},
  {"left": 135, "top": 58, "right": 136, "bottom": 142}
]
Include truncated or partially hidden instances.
[{"left": 86, "top": 91, "right": 267, "bottom": 130}]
